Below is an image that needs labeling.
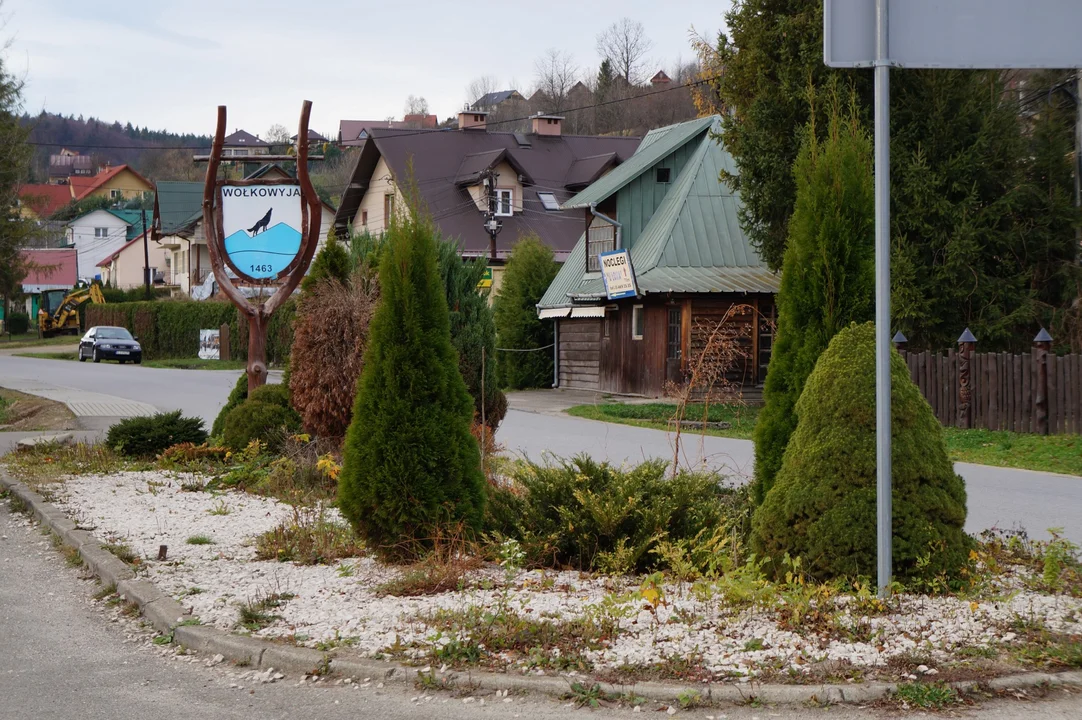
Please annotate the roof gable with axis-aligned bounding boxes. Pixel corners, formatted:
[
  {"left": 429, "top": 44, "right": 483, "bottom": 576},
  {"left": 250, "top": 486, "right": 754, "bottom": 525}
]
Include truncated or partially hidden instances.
[
  {"left": 540, "top": 116, "right": 778, "bottom": 308},
  {"left": 69, "top": 164, "right": 153, "bottom": 200},
  {"left": 223, "top": 129, "right": 269, "bottom": 147},
  {"left": 561, "top": 116, "right": 715, "bottom": 209},
  {"left": 334, "top": 129, "right": 641, "bottom": 261}
]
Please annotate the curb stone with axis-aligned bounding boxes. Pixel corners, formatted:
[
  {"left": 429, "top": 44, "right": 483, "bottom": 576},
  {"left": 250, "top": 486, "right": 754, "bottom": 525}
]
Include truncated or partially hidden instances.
[{"left": 3, "top": 469, "right": 1081, "bottom": 707}]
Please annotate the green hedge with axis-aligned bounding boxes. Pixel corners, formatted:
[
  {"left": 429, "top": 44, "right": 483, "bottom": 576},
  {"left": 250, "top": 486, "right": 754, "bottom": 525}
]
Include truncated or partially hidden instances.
[{"left": 86, "top": 300, "right": 294, "bottom": 362}]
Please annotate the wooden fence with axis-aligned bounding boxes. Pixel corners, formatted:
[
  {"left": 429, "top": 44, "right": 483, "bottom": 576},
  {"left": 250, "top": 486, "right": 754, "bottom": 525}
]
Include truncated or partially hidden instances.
[{"left": 899, "top": 348, "right": 1082, "bottom": 434}]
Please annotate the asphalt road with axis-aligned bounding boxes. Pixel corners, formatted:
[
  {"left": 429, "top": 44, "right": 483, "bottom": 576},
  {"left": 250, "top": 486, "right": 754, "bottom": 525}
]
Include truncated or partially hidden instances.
[
  {"left": 1, "top": 353, "right": 1080, "bottom": 543},
  {"left": 2, "top": 501, "right": 1080, "bottom": 720}
]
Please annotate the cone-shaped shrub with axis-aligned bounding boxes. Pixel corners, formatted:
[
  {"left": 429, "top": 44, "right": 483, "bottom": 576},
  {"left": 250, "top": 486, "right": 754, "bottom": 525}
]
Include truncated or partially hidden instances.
[
  {"left": 751, "top": 322, "right": 970, "bottom": 583},
  {"left": 338, "top": 209, "right": 485, "bottom": 560},
  {"left": 493, "top": 234, "right": 560, "bottom": 389}
]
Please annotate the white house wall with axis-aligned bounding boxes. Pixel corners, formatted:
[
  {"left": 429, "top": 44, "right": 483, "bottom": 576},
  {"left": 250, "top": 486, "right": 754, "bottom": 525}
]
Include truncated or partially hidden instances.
[{"left": 68, "top": 210, "right": 130, "bottom": 281}]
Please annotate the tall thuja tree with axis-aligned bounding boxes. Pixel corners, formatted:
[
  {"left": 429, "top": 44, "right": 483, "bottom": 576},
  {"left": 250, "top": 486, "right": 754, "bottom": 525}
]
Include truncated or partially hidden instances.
[
  {"left": 0, "top": 50, "right": 37, "bottom": 321},
  {"left": 889, "top": 70, "right": 1037, "bottom": 350},
  {"left": 339, "top": 206, "right": 485, "bottom": 560},
  {"left": 493, "top": 234, "right": 560, "bottom": 389},
  {"left": 1014, "top": 72, "right": 1082, "bottom": 348},
  {"left": 438, "top": 238, "right": 505, "bottom": 429},
  {"left": 697, "top": 0, "right": 872, "bottom": 270},
  {"left": 751, "top": 92, "right": 875, "bottom": 504}
]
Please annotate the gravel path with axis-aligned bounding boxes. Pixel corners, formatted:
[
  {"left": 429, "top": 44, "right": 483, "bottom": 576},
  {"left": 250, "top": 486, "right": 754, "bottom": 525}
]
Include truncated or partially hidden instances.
[{"left": 49, "top": 470, "right": 1082, "bottom": 681}]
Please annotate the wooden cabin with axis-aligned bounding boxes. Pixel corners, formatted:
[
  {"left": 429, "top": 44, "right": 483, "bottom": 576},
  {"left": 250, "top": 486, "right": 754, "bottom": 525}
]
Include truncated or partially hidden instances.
[{"left": 537, "top": 116, "right": 779, "bottom": 399}]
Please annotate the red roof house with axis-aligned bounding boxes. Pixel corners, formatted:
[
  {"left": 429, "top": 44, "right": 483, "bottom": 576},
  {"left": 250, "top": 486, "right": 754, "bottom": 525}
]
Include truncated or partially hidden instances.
[
  {"left": 69, "top": 164, "right": 154, "bottom": 201},
  {"left": 19, "top": 248, "right": 79, "bottom": 292},
  {"left": 18, "top": 184, "right": 74, "bottom": 218}
]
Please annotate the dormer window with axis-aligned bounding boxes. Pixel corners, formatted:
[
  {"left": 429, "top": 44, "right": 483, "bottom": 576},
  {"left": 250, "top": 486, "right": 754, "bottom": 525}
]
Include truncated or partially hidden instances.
[{"left": 495, "top": 189, "right": 513, "bottom": 216}]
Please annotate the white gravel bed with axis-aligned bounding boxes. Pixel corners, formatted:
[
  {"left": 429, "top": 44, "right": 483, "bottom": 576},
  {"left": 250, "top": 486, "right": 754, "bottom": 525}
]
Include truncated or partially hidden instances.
[{"left": 50, "top": 471, "right": 1082, "bottom": 680}]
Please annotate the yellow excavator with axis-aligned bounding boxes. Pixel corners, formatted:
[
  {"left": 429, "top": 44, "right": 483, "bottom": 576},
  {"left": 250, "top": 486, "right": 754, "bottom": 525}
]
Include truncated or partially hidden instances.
[{"left": 37, "top": 281, "right": 106, "bottom": 337}]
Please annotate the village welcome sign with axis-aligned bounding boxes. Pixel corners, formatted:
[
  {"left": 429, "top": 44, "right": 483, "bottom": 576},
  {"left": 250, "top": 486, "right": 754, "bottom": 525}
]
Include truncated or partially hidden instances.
[{"left": 220, "top": 184, "right": 303, "bottom": 281}]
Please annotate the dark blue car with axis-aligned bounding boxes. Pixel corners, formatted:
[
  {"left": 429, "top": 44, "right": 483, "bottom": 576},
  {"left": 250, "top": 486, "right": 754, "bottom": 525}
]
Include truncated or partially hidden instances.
[{"left": 78, "top": 326, "right": 143, "bottom": 364}]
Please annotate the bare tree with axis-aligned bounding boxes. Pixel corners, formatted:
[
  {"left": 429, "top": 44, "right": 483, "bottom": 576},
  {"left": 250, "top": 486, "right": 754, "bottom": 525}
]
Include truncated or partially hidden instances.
[
  {"left": 465, "top": 75, "right": 500, "bottom": 108},
  {"left": 265, "top": 123, "right": 291, "bottom": 146},
  {"left": 404, "top": 95, "right": 429, "bottom": 116},
  {"left": 596, "top": 18, "right": 652, "bottom": 85},
  {"left": 533, "top": 48, "right": 579, "bottom": 113}
]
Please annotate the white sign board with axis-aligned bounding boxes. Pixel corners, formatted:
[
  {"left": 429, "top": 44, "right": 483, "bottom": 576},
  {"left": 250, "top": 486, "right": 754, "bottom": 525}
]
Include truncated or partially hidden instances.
[
  {"left": 220, "top": 184, "right": 303, "bottom": 281},
  {"left": 198, "top": 329, "right": 220, "bottom": 360},
  {"left": 825, "top": 0, "right": 1082, "bottom": 69},
  {"left": 598, "top": 249, "right": 638, "bottom": 300}
]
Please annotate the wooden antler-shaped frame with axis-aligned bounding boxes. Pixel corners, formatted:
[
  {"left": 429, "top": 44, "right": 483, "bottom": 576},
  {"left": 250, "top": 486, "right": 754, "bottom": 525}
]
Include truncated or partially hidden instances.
[{"left": 202, "top": 101, "right": 322, "bottom": 393}]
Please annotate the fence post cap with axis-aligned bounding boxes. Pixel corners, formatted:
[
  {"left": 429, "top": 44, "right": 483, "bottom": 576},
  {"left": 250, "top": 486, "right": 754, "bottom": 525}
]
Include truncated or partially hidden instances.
[
  {"left": 892, "top": 331, "right": 907, "bottom": 344},
  {"left": 957, "top": 328, "right": 977, "bottom": 344},
  {"left": 1033, "top": 328, "right": 1053, "bottom": 343}
]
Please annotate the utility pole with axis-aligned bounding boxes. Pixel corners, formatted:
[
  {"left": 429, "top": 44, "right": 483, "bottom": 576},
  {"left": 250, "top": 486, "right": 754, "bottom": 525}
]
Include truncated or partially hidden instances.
[
  {"left": 481, "top": 169, "right": 503, "bottom": 262},
  {"left": 141, "top": 208, "right": 151, "bottom": 300}
]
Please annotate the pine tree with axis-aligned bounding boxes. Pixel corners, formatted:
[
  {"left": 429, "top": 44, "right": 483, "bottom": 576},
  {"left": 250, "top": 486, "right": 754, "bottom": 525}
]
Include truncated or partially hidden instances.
[
  {"left": 493, "top": 235, "right": 560, "bottom": 389},
  {"left": 752, "top": 93, "right": 875, "bottom": 504},
  {"left": 338, "top": 208, "right": 485, "bottom": 560}
]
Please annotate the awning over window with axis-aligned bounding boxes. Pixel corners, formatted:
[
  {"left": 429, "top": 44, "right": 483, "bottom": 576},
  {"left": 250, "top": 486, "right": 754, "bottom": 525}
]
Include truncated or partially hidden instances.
[
  {"left": 538, "top": 307, "right": 571, "bottom": 319},
  {"left": 570, "top": 306, "right": 606, "bottom": 318}
]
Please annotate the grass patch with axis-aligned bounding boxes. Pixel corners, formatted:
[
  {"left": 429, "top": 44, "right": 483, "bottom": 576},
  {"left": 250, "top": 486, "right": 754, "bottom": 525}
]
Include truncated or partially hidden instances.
[
  {"left": 93, "top": 583, "right": 117, "bottom": 601},
  {"left": 2, "top": 442, "right": 134, "bottom": 489},
  {"left": 0, "top": 333, "right": 81, "bottom": 350},
  {"left": 566, "top": 402, "right": 759, "bottom": 440},
  {"left": 0, "top": 388, "right": 76, "bottom": 432},
  {"left": 237, "top": 592, "right": 294, "bottom": 631},
  {"left": 14, "top": 351, "right": 77, "bottom": 361},
  {"left": 409, "top": 605, "right": 615, "bottom": 671},
  {"left": 253, "top": 507, "right": 365, "bottom": 565},
  {"left": 185, "top": 534, "right": 215, "bottom": 546},
  {"left": 102, "top": 542, "right": 141, "bottom": 566},
  {"left": 892, "top": 681, "right": 960, "bottom": 709},
  {"left": 568, "top": 403, "right": 1082, "bottom": 476},
  {"left": 142, "top": 358, "right": 248, "bottom": 371},
  {"left": 943, "top": 428, "right": 1082, "bottom": 477},
  {"left": 1013, "top": 631, "right": 1082, "bottom": 669}
]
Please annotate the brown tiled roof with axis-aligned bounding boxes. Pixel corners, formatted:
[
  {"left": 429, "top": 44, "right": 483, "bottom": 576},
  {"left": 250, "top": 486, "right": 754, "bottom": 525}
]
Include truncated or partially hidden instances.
[
  {"left": 334, "top": 128, "right": 641, "bottom": 261},
  {"left": 222, "top": 129, "right": 269, "bottom": 147}
]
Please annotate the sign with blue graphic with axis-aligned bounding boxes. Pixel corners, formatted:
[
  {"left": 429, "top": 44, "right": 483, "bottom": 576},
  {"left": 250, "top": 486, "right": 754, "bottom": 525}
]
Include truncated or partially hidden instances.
[
  {"left": 220, "top": 184, "right": 303, "bottom": 280},
  {"left": 599, "top": 249, "right": 638, "bottom": 300}
]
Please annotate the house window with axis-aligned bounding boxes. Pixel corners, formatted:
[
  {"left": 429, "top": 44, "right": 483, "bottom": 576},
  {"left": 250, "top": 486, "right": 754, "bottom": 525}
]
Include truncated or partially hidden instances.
[
  {"left": 110, "top": 189, "right": 121, "bottom": 199},
  {"left": 586, "top": 222, "right": 616, "bottom": 272},
  {"left": 667, "top": 307, "right": 682, "bottom": 360},
  {"left": 384, "top": 194, "right": 394, "bottom": 223},
  {"left": 495, "top": 189, "right": 513, "bottom": 216},
  {"left": 656, "top": 167, "right": 671, "bottom": 183},
  {"left": 361, "top": 210, "right": 369, "bottom": 227},
  {"left": 94, "top": 227, "right": 109, "bottom": 238},
  {"left": 537, "top": 192, "right": 560, "bottom": 211},
  {"left": 632, "top": 305, "right": 645, "bottom": 340}
]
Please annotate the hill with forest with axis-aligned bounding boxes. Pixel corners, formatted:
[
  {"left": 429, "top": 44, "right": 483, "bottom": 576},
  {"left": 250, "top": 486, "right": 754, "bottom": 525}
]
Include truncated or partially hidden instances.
[{"left": 22, "top": 111, "right": 212, "bottom": 182}]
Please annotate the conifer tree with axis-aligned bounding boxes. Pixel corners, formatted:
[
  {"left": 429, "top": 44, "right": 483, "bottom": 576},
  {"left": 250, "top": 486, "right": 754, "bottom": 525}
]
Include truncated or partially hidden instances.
[
  {"left": 300, "top": 231, "right": 351, "bottom": 292},
  {"left": 338, "top": 208, "right": 484, "bottom": 560},
  {"left": 752, "top": 93, "right": 875, "bottom": 504},
  {"left": 493, "top": 235, "right": 560, "bottom": 389}
]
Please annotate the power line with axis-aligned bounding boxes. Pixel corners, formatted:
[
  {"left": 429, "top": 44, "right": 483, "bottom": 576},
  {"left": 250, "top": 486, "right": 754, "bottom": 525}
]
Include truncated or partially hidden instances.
[{"left": 24, "top": 76, "right": 719, "bottom": 152}]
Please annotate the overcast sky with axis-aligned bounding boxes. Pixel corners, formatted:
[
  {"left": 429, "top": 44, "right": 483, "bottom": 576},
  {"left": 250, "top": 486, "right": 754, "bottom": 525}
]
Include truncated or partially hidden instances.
[{"left": 3, "top": 0, "right": 732, "bottom": 139}]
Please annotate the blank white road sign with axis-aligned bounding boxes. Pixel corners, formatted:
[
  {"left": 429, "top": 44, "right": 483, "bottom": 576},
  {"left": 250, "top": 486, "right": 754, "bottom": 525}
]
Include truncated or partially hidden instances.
[{"left": 825, "top": 0, "right": 1082, "bottom": 69}]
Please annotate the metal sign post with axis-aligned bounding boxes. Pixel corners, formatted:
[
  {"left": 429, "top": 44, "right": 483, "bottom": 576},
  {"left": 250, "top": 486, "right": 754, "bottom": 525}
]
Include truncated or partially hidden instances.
[
  {"left": 201, "top": 101, "right": 323, "bottom": 393},
  {"left": 824, "top": 0, "right": 1082, "bottom": 597}
]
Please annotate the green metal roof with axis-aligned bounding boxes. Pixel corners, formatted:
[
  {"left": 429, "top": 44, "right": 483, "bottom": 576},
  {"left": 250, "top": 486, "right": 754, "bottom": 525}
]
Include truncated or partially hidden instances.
[
  {"left": 105, "top": 209, "right": 153, "bottom": 241},
  {"left": 560, "top": 116, "right": 716, "bottom": 210},
  {"left": 155, "top": 182, "right": 204, "bottom": 235},
  {"left": 539, "top": 115, "right": 778, "bottom": 310}
]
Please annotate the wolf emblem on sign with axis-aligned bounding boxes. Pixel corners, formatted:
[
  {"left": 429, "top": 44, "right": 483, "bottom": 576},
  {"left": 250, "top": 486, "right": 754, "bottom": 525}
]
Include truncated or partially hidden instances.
[{"left": 247, "top": 208, "right": 273, "bottom": 236}]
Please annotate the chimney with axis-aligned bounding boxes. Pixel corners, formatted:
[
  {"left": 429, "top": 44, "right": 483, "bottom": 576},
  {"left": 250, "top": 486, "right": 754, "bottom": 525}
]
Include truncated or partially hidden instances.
[
  {"left": 531, "top": 113, "right": 563, "bottom": 137},
  {"left": 458, "top": 109, "right": 488, "bottom": 131}
]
